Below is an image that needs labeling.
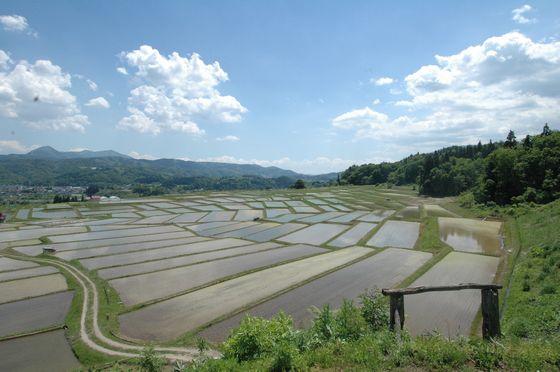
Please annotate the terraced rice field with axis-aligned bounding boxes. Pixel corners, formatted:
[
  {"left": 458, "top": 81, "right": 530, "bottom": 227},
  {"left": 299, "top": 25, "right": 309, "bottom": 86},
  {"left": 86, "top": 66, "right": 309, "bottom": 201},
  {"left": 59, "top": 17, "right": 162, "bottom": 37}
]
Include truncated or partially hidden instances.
[
  {"left": 0, "top": 291, "right": 74, "bottom": 337},
  {"left": 366, "top": 220, "right": 420, "bottom": 249},
  {"left": 199, "top": 248, "right": 432, "bottom": 342},
  {"left": 0, "top": 274, "right": 68, "bottom": 304},
  {"left": 0, "top": 186, "right": 506, "bottom": 363},
  {"left": 119, "top": 247, "right": 372, "bottom": 340},
  {"left": 111, "top": 244, "right": 328, "bottom": 306},
  {"left": 278, "top": 223, "right": 349, "bottom": 245},
  {"left": 0, "top": 330, "right": 79, "bottom": 371},
  {"left": 438, "top": 217, "right": 503, "bottom": 255},
  {"left": 404, "top": 252, "right": 500, "bottom": 337}
]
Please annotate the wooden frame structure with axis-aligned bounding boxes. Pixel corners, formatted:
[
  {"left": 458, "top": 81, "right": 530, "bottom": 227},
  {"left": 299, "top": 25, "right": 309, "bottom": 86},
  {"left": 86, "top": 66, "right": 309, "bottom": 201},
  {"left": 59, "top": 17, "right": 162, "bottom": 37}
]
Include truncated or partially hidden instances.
[{"left": 382, "top": 283, "right": 502, "bottom": 339}]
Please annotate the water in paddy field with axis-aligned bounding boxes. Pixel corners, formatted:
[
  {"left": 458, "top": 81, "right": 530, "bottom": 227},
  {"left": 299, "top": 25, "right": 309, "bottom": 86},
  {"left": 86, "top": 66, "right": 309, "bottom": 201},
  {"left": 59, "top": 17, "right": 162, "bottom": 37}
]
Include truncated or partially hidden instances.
[{"left": 438, "top": 217, "right": 502, "bottom": 255}]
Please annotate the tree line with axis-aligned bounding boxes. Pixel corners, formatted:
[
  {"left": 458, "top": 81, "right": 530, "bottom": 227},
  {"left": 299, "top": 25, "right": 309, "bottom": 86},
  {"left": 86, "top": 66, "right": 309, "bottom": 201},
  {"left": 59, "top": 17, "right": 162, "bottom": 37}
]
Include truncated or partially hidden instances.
[{"left": 341, "top": 124, "right": 559, "bottom": 205}]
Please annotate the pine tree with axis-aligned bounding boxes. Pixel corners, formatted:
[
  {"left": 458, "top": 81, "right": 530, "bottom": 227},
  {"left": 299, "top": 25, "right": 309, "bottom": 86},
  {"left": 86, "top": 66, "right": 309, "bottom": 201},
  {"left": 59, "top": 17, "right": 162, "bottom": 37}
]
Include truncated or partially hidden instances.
[
  {"left": 504, "top": 130, "right": 517, "bottom": 148},
  {"left": 542, "top": 123, "right": 552, "bottom": 136}
]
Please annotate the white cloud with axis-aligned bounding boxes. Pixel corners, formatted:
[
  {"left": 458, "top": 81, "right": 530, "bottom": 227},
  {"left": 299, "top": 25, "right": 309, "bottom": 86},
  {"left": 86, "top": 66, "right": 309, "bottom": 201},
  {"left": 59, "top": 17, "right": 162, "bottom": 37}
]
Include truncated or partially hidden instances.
[
  {"left": 333, "top": 32, "right": 560, "bottom": 153},
  {"left": 0, "top": 15, "right": 37, "bottom": 37},
  {"left": 0, "top": 50, "right": 11, "bottom": 69},
  {"left": 372, "top": 77, "right": 395, "bottom": 86},
  {"left": 216, "top": 135, "right": 239, "bottom": 142},
  {"left": 0, "top": 53, "right": 89, "bottom": 131},
  {"left": 86, "top": 79, "right": 98, "bottom": 91},
  {"left": 0, "top": 140, "right": 38, "bottom": 154},
  {"left": 372, "top": 98, "right": 381, "bottom": 105},
  {"left": 193, "top": 155, "right": 358, "bottom": 174},
  {"left": 117, "top": 45, "right": 247, "bottom": 135},
  {"left": 116, "top": 67, "right": 128, "bottom": 75},
  {"left": 68, "top": 147, "right": 89, "bottom": 152},
  {"left": 85, "top": 96, "right": 110, "bottom": 109},
  {"left": 129, "top": 151, "right": 158, "bottom": 160},
  {"left": 512, "top": 4, "right": 536, "bottom": 24}
]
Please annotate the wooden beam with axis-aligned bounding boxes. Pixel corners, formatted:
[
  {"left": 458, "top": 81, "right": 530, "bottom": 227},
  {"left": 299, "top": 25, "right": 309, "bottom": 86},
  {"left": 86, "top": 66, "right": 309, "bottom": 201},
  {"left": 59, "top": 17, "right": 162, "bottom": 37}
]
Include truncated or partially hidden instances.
[{"left": 382, "top": 283, "right": 502, "bottom": 296}]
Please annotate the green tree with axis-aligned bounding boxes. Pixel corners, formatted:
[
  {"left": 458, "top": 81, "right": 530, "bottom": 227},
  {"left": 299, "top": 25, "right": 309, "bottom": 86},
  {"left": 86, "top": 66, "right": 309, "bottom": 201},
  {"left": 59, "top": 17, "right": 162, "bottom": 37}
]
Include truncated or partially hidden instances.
[
  {"left": 542, "top": 123, "right": 552, "bottom": 136},
  {"left": 293, "top": 179, "right": 306, "bottom": 189},
  {"left": 504, "top": 130, "right": 517, "bottom": 148}
]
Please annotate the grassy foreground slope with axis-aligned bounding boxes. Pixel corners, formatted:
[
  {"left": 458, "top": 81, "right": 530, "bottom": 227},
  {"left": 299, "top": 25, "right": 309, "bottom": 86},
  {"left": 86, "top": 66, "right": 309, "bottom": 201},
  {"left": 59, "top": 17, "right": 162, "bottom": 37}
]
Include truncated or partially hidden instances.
[
  {"left": 183, "top": 201, "right": 560, "bottom": 372},
  {"left": 502, "top": 200, "right": 560, "bottom": 340}
]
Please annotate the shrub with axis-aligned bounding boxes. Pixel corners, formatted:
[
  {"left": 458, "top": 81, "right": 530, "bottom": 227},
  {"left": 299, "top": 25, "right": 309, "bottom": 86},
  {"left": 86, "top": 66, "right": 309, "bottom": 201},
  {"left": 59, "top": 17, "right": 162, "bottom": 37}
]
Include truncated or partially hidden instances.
[
  {"left": 139, "top": 346, "right": 165, "bottom": 372},
  {"left": 269, "top": 342, "right": 300, "bottom": 372},
  {"left": 359, "top": 289, "right": 389, "bottom": 332},
  {"left": 223, "top": 312, "right": 295, "bottom": 362},
  {"left": 310, "top": 304, "right": 336, "bottom": 343},
  {"left": 458, "top": 191, "right": 475, "bottom": 208},
  {"left": 334, "top": 299, "right": 367, "bottom": 341}
]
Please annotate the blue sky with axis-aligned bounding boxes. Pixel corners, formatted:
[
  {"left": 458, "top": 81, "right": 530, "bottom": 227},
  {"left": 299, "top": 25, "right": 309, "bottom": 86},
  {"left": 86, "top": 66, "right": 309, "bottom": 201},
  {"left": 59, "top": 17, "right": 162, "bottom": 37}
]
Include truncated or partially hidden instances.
[{"left": 1, "top": 1, "right": 559, "bottom": 174}]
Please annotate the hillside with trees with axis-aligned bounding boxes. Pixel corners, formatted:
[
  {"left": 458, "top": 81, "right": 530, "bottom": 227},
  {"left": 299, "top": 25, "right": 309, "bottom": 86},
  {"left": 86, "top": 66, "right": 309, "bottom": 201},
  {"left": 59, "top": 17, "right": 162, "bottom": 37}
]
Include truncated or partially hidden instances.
[
  {"left": 341, "top": 124, "right": 560, "bottom": 205},
  {"left": 0, "top": 147, "right": 337, "bottom": 190}
]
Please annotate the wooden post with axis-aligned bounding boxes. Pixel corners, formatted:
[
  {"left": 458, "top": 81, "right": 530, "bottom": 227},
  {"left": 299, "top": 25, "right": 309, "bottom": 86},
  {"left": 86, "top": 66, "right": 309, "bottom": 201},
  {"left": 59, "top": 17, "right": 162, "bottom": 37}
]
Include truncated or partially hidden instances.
[
  {"left": 383, "top": 283, "right": 502, "bottom": 337},
  {"left": 389, "top": 294, "right": 405, "bottom": 331},
  {"left": 481, "top": 288, "right": 501, "bottom": 339}
]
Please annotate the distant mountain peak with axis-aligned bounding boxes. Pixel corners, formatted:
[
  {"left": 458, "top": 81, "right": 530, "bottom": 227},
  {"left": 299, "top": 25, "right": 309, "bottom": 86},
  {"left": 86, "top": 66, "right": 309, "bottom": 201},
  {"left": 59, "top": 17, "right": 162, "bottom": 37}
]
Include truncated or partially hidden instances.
[
  {"left": 27, "top": 146, "right": 60, "bottom": 157},
  {"left": 23, "top": 146, "right": 130, "bottom": 159}
]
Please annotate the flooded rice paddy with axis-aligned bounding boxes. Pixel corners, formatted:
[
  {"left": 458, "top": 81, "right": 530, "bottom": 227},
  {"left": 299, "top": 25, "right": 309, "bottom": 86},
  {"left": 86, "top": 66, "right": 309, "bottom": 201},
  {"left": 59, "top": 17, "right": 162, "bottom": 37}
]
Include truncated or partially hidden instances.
[
  {"left": 119, "top": 246, "right": 371, "bottom": 340},
  {"left": 438, "top": 217, "right": 502, "bottom": 255},
  {"left": 78, "top": 238, "right": 248, "bottom": 269},
  {"left": 111, "top": 244, "right": 328, "bottom": 306},
  {"left": 328, "top": 222, "right": 377, "bottom": 248},
  {"left": 278, "top": 223, "right": 349, "bottom": 245},
  {"left": 199, "top": 248, "right": 431, "bottom": 342},
  {"left": 366, "top": 220, "right": 420, "bottom": 249},
  {"left": 0, "top": 291, "right": 74, "bottom": 337},
  {"left": 0, "top": 329, "right": 79, "bottom": 372},
  {"left": 1, "top": 186, "right": 506, "bottom": 350},
  {"left": 404, "top": 252, "right": 500, "bottom": 337},
  {"left": 0, "top": 274, "right": 68, "bottom": 304},
  {"left": 97, "top": 242, "right": 282, "bottom": 279}
]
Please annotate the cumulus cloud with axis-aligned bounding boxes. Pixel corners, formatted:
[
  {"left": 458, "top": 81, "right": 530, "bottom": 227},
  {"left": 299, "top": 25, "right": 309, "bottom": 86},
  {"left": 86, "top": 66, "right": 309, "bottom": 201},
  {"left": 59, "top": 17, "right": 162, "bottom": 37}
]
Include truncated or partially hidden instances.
[
  {"left": 116, "top": 67, "right": 128, "bottom": 75},
  {"left": 117, "top": 45, "right": 247, "bottom": 135},
  {"left": 333, "top": 32, "right": 560, "bottom": 153},
  {"left": 0, "top": 15, "right": 37, "bottom": 37},
  {"left": 193, "top": 155, "right": 358, "bottom": 174},
  {"left": 0, "top": 52, "right": 89, "bottom": 131},
  {"left": 512, "top": 4, "right": 536, "bottom": 24},
  {"left": 0, "top": 140, "right": 38, "bottom": 154},
  {"left": 216, "top": 135, "right": 239, "bottom": 142},
  {"left": 85, "top": 97, "right": 110, "bottom": 109},
  {"left": 372, "top": 77, "right": 395, "bottom": 86},
  {"left": 0, "top": 50, "right": 11, "bottom": 69},
  {"left": 129, "top": 151, "right": 157, "bottom": 160}
]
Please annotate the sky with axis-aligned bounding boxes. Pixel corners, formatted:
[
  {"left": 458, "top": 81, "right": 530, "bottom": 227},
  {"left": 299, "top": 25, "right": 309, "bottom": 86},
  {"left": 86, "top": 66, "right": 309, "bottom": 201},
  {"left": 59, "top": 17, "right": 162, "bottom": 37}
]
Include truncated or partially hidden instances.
[{"left": 0, "top": 1, "right": 559, "bottom": 174}]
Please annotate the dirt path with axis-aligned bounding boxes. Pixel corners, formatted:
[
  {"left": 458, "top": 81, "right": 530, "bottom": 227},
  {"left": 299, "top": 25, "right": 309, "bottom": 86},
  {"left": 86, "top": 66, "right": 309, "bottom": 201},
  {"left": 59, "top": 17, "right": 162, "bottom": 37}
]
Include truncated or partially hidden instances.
[{"left": 1, "top": 253, "right": 221, "bottom": 363}]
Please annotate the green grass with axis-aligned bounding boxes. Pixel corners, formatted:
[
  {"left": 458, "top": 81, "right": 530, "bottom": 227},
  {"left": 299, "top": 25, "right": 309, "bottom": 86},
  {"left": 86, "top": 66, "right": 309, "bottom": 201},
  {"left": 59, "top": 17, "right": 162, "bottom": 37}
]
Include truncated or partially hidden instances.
[{"left": 501, "top": 200, "right": 560, "bottom": 341}]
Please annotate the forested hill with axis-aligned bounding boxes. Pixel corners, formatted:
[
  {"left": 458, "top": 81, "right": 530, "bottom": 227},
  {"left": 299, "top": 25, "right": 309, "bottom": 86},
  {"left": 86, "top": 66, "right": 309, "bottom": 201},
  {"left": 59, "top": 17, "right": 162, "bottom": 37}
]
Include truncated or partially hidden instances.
[
  {"left": 0, "top": 147, "right": 337, "bottom": 188},
  {"left": 341, "top": 124, "right": 560, "bottom": 205}
]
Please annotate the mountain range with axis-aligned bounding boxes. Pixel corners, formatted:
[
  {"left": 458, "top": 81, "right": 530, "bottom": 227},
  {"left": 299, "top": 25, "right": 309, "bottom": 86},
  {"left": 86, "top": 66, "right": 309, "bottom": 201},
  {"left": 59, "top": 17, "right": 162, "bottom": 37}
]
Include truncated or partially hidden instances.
[{"left": 0, "top": 146, "right": 338, "bottom": 186}]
